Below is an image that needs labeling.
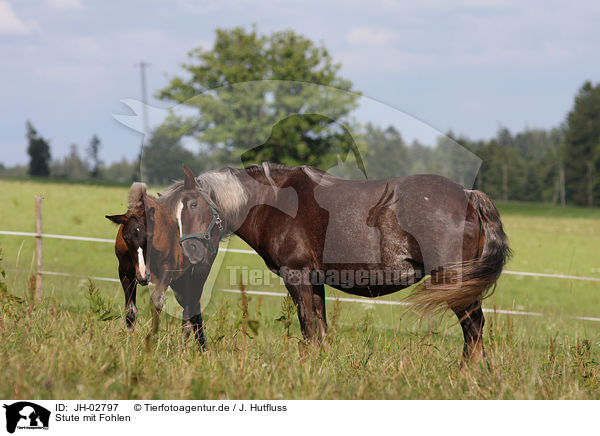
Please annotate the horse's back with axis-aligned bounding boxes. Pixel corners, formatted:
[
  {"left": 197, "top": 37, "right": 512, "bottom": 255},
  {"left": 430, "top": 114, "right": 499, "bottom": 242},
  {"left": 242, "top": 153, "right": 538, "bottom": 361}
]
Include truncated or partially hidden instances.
[{"left": 307, "top": 172, "right": 476, "bottom": 272}]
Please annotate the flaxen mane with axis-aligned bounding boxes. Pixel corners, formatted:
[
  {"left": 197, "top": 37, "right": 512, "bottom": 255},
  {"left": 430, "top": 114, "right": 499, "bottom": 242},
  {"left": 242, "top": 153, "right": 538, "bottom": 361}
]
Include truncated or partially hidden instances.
[
  {"left": 160, "top": 168, "right": 247, "bottom": 221},
  {"left": 159, "top": 163, "right": 340, "bottom": 221}
]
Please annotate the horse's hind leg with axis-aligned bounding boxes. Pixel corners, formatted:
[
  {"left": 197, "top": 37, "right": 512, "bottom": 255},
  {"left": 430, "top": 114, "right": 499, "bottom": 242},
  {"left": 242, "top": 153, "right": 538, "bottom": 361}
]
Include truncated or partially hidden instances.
[
  {"left": 119, "top": 266, "right": 137, "bottom": 331},
  {"left": 452, "top": 300, "right": 485, "bottom": 362}
]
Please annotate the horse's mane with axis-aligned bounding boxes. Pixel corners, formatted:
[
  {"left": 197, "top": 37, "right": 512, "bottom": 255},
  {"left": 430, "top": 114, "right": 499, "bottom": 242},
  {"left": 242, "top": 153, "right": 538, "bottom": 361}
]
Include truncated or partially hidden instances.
[
  {"left": 244, "top": 162, "right": 339, "bottom": 187},
  {"left": 159, "top": 168, "right": 248, "bottom": 219},
  {"left": 159, "top": 163, "right": 339, "bottom": 218}
]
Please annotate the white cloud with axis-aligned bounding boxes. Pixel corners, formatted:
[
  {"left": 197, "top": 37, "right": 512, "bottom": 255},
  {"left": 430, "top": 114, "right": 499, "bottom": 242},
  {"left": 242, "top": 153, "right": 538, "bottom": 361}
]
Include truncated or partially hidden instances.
[
  {"left": 0, "top": 1, "right": 33, "bottom": 35},
  {"left": 380, "top": 0, "right": 514, "bottom": 11},
  {"left": 347, "top": 26, "right": 396, "bottom": 46},
  {"left": 338, "top": 47, "right": 435, "bottom": 73},
  {"left": 46, "top": 0, "right": 82, "bottom": 10}
]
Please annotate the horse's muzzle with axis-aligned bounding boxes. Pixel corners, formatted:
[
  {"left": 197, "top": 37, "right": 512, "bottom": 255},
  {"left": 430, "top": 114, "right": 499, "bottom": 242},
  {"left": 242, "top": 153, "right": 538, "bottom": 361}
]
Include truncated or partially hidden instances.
[
  {"left": 136, "top": 272, "right": 150, "bottom": 286},
  {"left": 181, "top": 239, "right": 205, "bottom": 264}
]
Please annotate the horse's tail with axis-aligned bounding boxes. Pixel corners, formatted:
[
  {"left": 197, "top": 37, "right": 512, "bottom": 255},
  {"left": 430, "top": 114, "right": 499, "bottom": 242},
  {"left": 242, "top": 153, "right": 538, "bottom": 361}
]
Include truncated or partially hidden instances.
[{"left": 407, "top": 189, "right": 511, "bottom": 314}]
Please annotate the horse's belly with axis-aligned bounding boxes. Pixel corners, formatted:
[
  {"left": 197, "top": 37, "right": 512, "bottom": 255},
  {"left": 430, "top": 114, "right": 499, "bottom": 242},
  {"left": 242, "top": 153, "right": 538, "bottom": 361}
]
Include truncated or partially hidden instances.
[
  {"left": 329, "top": 283, "right": 415, "bottom": 298},
  {"left": 320, "top": 259, "right": 424, "bottom": 298}
]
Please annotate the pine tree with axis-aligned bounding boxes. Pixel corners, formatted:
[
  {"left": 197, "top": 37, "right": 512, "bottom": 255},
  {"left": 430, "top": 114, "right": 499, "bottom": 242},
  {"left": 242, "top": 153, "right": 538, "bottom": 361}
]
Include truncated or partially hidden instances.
[
  {"left": 563, "top": 81, "right": 600, "bottom": 206},
  {"left": 26, "top": 121, "right": 51, "bottom": 177}
]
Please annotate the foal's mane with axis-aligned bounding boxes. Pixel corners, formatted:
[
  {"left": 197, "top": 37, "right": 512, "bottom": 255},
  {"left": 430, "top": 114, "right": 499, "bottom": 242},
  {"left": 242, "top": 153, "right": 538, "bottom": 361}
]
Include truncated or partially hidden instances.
[{"left": 127, "top": 182, "right": 147, "bottom": 217}]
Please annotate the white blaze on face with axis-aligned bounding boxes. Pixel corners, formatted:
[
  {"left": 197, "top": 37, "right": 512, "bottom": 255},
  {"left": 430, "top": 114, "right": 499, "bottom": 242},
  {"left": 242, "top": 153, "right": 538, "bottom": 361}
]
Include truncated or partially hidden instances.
[
  {"left": 176, "top": 200, "right": 184, "bottom": 238},
  {"left": 137, "top": 247, "right": 146, "bottom": 278}
]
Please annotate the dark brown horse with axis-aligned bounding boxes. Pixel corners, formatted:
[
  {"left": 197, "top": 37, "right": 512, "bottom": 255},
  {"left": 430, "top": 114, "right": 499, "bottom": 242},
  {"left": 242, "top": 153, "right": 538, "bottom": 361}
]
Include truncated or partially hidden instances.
[
  {"left": 168, "top": 163, "right": 510, "bottom": 360},
  {"left": 106, "top": 182, "right": 149, "bottom": 330},
  {"left": 106, "top": 184, "right": 207, "bottom": 347},
  {"left": 144, "top": 195, "right": 208, "bottom": 348}
]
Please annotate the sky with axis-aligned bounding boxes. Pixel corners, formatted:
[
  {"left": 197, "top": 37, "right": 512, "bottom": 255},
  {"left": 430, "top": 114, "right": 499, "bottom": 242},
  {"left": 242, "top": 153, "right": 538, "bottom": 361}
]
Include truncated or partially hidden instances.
[{"left": 1, "top": 0, "right": 599, "bottom": 166}]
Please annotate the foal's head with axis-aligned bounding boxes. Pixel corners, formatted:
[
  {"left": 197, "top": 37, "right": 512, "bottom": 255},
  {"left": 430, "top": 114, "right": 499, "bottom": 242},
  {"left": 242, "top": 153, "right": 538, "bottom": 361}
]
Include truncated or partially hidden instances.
[
  {"left": 177, "top": 165, "right": 223, "bottom": 265},
  {"left": 106, "top": 212, "right": 149, "bottom": 284},
  {"left": 106, "top": 182, "right": 150, "bottom": 285}
]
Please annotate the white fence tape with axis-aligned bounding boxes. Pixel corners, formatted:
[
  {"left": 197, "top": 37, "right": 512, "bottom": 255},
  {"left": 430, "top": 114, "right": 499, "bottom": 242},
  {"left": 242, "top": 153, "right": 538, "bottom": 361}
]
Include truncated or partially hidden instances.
[
  {"left": 2, "top": 230, "right": 600, "bottom": 282},
  {"left": 0, "top": 230, "right": 114, "bottom": 243},
  {"left": 2, "top": 268, "right": 597, "bottom": 323},
  {"left": 10, "top": 269, "right": 599, "bottom": 323},
  {"left": 217, "top": 288, "right": 600, "bottom": 323}
]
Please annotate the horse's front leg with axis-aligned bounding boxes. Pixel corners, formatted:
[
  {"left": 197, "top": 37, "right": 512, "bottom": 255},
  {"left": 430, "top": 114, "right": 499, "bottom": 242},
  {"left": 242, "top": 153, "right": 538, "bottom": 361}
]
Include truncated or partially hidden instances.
[
  {"left": 183, "top": 311, "right": 206, "bottom": 351},
  {"left": 312, "top": 285, "right": 327, "bottom": 343},
  {"left": 283, "top": 268, "right": 318, "bottom": 343},
  {"left": 173, "top": 269, "right": 207, "bottom": 351}
]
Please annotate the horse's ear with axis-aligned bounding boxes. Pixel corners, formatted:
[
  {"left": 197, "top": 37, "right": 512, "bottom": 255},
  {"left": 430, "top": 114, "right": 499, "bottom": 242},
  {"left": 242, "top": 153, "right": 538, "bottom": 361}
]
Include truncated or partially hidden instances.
[
  {"left": 106, "top": 214, "right": 128, "bottom": 225},
  {"left": 183, "top": 164, "right": 197, "bottom": 190},
  {"left": 144, "top": 196, "right": 158, "bottom": 220},
  {"left": 146, "top": 206, "right": 156, "bottom": 232}
]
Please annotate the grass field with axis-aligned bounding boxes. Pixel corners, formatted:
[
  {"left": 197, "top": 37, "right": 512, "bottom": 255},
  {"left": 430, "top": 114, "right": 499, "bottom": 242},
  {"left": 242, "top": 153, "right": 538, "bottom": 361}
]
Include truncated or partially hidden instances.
[{"left": 1, "top": 178, "right": 600, "bottom": 399}]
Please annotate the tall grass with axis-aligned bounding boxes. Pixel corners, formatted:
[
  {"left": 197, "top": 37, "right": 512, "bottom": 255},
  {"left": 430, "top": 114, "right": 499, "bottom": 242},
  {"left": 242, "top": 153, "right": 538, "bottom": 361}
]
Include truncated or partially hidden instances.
[{"left": 1, "top": 179, "right": 600, "bottom": 399}]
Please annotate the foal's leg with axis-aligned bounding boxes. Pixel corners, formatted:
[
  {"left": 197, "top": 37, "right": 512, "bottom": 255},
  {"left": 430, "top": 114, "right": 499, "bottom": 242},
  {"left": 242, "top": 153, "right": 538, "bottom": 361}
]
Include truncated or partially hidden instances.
[
  {"left": 312, "top": 285, "right": 327, "bottom": 343},
  {"left": 452, "top": 300, "right": 485, "bottom": 362},
  {"left": 119, "top": 266, "right": 137, "bottom": 331}
]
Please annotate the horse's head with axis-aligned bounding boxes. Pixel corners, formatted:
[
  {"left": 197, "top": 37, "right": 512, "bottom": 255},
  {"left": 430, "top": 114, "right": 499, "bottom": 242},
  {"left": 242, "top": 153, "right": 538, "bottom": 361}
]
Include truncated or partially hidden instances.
[
  {"left": 144, "top": 194, "right": 187, "bottom": 277},
  {"left": 177, "top": 165, "right": 224, "bottom": 265},
  {"left": 106, "top": 183, "right": 150, "bottom": 285}
]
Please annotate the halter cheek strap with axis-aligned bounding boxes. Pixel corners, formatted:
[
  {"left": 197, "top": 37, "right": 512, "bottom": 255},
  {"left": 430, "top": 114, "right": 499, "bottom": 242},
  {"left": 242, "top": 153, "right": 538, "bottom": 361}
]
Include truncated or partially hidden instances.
[{"left": 178, "top": 189, "right": 224, "bottom": 258}]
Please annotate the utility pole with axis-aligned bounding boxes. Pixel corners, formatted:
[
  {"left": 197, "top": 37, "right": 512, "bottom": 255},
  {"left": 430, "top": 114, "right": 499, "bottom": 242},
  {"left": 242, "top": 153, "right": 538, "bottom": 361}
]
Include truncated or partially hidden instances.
[
  {"left": 502, "top": 163, "right": 508, "bottom": 202},
  {"left": 135, "top": 61, "right": 150, "bottom": 142},
  {"left": 559, "top": 167, "right": 566, "bottom": 206},
  {"left": 587, "top": 162, "right": 594, "bottom": 207}
]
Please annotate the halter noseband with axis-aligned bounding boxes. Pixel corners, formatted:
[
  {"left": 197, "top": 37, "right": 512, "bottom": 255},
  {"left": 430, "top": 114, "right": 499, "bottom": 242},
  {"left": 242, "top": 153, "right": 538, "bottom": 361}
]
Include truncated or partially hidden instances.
[{"left": 178, "top": 189, "right": 224, "bottom": 258}]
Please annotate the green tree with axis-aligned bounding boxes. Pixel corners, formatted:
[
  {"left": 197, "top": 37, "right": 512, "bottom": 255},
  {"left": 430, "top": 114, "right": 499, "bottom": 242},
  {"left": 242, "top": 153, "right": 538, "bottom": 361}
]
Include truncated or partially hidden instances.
[
  {"left": 141, "top": 124, "right": 198, "bottom": 185},
  {"left": 157, "top": 26, "right": 359, "bottom": 168},
  {"left": 563, "top": 81, "right": 600, "bottom": 206},
  {"left": 87, "top": 134, "right": 102, "bottom": 178},
  {"left": 51, "top": 144, "right": 89, "bottom": 180},
  {"left": 103, "top": 157, "right": 138, "bottom": 184},
  {"left": 362, "top": 124, "right": 410, "bottom": 179},
  {"left": 26, "top": 121, "right": 51, "bottom": 177}
]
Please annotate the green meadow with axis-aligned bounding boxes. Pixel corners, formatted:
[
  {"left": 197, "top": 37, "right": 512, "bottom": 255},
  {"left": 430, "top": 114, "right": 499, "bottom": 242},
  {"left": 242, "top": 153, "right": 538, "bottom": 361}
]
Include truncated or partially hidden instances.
[{"left": 1, "top": 179, "right": 599, "bottom": 399}]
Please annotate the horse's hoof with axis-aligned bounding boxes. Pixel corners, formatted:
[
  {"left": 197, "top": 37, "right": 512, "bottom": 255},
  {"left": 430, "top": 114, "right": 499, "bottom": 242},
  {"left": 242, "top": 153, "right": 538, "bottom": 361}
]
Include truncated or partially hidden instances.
[{"left": 125, "top": 316, "right": 136, "bottom": 331}]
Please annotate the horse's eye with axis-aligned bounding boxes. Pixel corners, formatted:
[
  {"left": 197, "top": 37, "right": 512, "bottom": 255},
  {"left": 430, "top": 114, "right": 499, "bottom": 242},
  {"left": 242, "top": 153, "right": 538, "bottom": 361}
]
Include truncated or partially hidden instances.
[
  {"left": 190, "top": 202, "right": 197, "bottom": 210},
  {"left": 136, "top": 227, "right": 140, "bottom": 232}
]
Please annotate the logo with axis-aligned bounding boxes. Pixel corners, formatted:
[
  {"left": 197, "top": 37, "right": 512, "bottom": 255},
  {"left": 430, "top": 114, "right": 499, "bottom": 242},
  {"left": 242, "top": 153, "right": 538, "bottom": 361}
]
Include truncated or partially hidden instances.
[{"left": 3, "top": 402, "right": 50, "bottom": 434}]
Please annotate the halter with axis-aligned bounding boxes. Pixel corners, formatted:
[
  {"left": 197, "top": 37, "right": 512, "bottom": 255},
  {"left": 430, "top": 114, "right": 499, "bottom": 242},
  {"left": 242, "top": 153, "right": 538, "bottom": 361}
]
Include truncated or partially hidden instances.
[{"left": 178, "top": 189, "right": 224, "bottom": 258}]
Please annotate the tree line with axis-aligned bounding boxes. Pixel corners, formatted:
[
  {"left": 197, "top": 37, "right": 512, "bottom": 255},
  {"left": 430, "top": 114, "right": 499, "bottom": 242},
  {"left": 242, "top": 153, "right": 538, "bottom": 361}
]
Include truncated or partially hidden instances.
[
  {"left": 0, "top": 121, "right": 138, "bottom": 183},
  {"left": 2, "top": 27, "right": 599, "bottom": 206}
]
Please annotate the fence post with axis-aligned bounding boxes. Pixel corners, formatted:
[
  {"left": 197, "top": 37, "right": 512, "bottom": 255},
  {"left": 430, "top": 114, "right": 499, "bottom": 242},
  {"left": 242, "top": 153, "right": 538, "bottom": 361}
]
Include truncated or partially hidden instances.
[{"left": 35, "top": 195, "right": 43, "bottom": 300}]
